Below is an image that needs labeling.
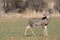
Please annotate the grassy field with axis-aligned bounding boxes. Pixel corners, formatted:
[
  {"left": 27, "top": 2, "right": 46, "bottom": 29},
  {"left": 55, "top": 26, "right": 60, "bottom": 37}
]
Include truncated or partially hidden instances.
[{"left": 0, "top": 17, "right": 60, "bottom": 40}]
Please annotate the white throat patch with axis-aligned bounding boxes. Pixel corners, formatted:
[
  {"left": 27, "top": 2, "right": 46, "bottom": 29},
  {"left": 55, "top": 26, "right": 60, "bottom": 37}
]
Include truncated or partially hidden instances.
[{"left": 47, "top": 15, "right": 50, "bottom": 18}]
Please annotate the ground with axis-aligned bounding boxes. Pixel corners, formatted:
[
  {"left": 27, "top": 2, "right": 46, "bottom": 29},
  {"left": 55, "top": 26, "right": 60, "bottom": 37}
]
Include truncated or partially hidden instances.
[{"left": 0, "top": 14, "right": 60, "bottom": 40}]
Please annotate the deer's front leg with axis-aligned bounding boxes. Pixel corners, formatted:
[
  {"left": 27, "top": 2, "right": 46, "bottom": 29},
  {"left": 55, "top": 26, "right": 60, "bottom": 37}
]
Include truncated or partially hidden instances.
[{"left": 43, "top": 26, "right": 48, "bottom": 36}]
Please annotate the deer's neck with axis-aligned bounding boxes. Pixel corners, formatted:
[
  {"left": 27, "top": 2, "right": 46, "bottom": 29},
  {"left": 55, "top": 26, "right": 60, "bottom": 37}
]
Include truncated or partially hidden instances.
[{"left": 46, "top": 15, "right": 50, "bottom": 21}]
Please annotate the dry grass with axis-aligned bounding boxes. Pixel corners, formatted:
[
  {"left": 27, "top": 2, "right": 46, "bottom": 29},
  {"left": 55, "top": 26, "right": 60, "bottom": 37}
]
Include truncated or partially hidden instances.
[
  {"left": 0, "top": 13, "right": 60, "bottom": 19},
  {"left": 0, "top": 11, "right": 60, "bottom": 40},
  {"left": 0, "top": 11, "right": 60, "bottom": 22}
]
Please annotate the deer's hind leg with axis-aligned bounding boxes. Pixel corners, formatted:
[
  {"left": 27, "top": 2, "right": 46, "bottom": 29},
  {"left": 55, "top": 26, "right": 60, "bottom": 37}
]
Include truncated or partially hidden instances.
[
  {"left": 30, "top": 27, "right": 35, "bottom": 36},
  {"left": 25, "top": 25, "right": 30, "bottom": 36},
  {"left": 24, "top": 25, "right": 35, "bottom": 36}
]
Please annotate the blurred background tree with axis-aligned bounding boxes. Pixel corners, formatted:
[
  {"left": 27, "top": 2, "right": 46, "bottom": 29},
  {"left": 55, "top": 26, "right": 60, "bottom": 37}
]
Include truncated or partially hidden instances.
[
  {"left": 0, "top": 0, "right": 60, "bottom": 13},
  {"left": 1, "top": 0, "right": 47, "bottom": 13},
  {"left": 54, "top": 0, "right": 60, "bottom": 13}
]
